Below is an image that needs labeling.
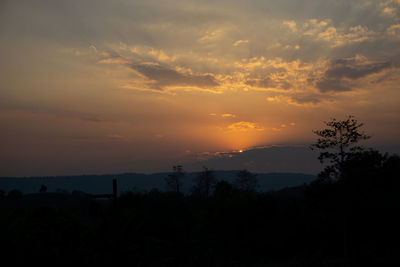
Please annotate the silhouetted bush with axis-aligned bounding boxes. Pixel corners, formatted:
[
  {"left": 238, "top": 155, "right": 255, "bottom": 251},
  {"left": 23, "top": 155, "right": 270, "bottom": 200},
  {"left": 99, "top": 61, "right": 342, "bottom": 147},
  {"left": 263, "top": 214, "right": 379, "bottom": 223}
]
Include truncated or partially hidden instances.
[{"left": 7, "top": 189, "right": 23, "bottom": 199}]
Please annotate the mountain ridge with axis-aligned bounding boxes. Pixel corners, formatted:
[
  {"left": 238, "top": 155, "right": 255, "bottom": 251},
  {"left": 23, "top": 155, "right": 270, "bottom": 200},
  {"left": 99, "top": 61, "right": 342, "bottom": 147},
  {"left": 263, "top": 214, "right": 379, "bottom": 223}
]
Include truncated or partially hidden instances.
[{"left": 0, "top": 171, "right": 316, "bottom": 195}]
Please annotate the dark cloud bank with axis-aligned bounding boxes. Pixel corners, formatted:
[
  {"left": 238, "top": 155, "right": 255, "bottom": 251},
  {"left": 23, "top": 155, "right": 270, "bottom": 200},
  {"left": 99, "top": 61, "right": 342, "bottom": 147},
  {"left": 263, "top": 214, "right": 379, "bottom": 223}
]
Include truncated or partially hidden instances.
[
  {"left": 316, "top": 57, "right": 394, "bottom": 93},
  {"left": 130, "top": 63, "right": 220, "bottom": 90}
]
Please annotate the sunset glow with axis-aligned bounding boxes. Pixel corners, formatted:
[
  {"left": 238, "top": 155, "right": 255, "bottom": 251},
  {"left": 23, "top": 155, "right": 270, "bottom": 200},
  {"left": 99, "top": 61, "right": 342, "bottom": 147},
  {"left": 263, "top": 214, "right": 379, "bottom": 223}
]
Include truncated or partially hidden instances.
[{"left": 1, "top": 0, "right": 400, "bottom": 176}]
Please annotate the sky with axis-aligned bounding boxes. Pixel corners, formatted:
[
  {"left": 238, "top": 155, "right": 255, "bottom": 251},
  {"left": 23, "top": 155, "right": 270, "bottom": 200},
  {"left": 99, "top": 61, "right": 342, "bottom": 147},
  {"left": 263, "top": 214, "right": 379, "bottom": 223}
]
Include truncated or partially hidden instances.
[{"left": 1, "top": 0, "right": 400, "bottom": 176}]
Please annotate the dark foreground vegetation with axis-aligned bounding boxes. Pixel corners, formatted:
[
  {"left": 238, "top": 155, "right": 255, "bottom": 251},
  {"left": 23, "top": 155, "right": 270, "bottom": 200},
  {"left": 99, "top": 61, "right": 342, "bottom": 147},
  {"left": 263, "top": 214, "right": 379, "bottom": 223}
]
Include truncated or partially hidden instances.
[
  {"left": 0, "top": 153, "right": 399, "bottom": 266},
  {"left": 1, "top": 116, "right": 399, "bottom": 266}
]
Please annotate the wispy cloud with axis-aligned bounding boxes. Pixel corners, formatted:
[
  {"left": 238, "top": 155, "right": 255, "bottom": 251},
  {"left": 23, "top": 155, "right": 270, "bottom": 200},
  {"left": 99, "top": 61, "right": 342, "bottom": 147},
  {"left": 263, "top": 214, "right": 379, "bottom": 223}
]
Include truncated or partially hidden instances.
[
  {"left": 227, "top": 121, "right": 264, "bottom": 132},
  {"left": 97, "top": 57, "right": 129, "bottom": 64},
  {"left": 233, "top": 39, "right": 249, "bottom": 47},
  {"left": 298, "top": 19, "right": 379, "bottom": 47},
  {"left": 221, "top": 113, "right": 236, "bottom": 118}
]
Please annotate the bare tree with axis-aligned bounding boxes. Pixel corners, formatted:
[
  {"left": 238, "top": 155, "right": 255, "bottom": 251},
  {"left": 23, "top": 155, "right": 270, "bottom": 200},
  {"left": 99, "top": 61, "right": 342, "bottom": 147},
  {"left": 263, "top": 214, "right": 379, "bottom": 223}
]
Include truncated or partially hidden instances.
[
  {"left": 165, "top": 165, "right": 184, "bottom": 194},
  {"left": 191, "top": 167, "right": 217, "bottom": 198},
  {"left": 310, "top": 115, "right": 370, "bottom": 179}
]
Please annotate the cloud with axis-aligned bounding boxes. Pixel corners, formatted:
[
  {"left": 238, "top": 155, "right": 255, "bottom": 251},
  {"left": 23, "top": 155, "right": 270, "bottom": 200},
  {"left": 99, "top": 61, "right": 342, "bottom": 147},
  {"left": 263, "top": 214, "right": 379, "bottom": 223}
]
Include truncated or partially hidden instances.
[
  {"left": 245, "top": 77, "right": 291, "bottom": 90},
  {"left": 266, "top": 93, "right": 327, "bottom": 106},
  {"left": 245, "top": 78, "right": 274, "bottom": 88},
  {"left": 233, "top": 39, "right": 249, "bottom": 47},
  {"left": 227, "top": 121, "right": 264, "bottom": 132},
  {"left": 325, "top": 58, "right": 392, "bottom": 80},
  {"left": 380, "top": 0, "right": 400, "bottom": 17},
  {"left": 129, "top": 63, "right": 220, "bottom": 90},
  {"left": 303, "top": 19, "right": 330, "bottom": 36},
  {"left": 320, "top": 25, "right": 377, "bottom": 47},
  {"left": 297, "top": 19, "right": 378, "bottom": 47},
  {"left": 257, "top": 54, "right": 398, "bottom": 105},
  {"left": 387, "top": 24, "right": 400, "bottom": 38},
  {"left": 185, "top": 145, "right": 322, "bottom": 174},
  {"left": 314, "top": 56, "right": 393, "bottom": 93},
  {"left": 148, "top": 49, "right": 176, "bottom": 62},
  {"left": 288, "top": 94, "right": 324, "bottom": 104},
  {"left": 97, "top": 57, "right": 129, "bottom": 64},
  {"left": 315, "top": 78, "right": 351, "bottom": 93},
  {"left": 198, "top": 28, "right": 225, "bottom": 43},
  {"left": 239, "top": 57, "right": 315, "bottom": 92},
  {"left": 89, "top": 45, "right": 222, "bottom": 91},
  {"left": 221, "top": 113, "right": 236, "bottom": 118},
  {"left": 282, "top": 20, "right": 298, "bottom": 32}
]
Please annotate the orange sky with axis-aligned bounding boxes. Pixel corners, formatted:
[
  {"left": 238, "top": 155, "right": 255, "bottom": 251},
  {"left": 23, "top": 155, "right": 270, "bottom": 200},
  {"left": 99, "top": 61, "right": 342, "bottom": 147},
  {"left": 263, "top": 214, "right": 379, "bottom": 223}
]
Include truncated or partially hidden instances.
[{"left": 1, "top": 0, "right": 400, "bottom": 176}]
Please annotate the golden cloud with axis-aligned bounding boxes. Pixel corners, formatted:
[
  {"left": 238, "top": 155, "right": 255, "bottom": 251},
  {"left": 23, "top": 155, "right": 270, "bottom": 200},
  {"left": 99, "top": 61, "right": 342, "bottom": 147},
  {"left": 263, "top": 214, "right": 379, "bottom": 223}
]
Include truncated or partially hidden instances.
[
  {"left": 282, "top": 20, "right": 298, "bottom": 32},
  {"left": 227, "top": 121, "right": 264, "bottom": 132},
  {"left": 387, "top": 24, "right": 400, "bottom": 38},
  {"left": 148, "top": 49, "right": 176, "bottom": 62},
  {"left": 299, "top": 19, "right": 378, "bottom": 47},
  {"left": 97, "top": 57, "right": 130, "bottom": 64},
  {"left": 233, "top": 40, "right": 249, "bottom": 47},
  {"left": 221, "top": 113, "right": 236, "bottom": 118},
  {"left": 381, "top": 0, "right": 400, "bottom": 17}
]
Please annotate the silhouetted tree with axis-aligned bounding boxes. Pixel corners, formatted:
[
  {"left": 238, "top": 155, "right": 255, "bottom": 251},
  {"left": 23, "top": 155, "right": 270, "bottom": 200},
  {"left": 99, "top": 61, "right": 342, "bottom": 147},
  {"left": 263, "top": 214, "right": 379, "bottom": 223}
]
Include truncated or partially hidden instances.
[
  {"left": 39, "top": 184, "right": 47, "bottom": 193},
  {"left": 165, "top": 165, "right": 184, "bottom": 194},
  {"left": 191, "top": 167, "right": 217, "bottom": 198},
  {"left": 339, "top": 149, "right": 400, "bottom": 197},
  {"left": 310, "top": 115, "right": 370, "bottom": 179},
  {"left": 234, "top": 169, "right": 259, "bottom": 192}
]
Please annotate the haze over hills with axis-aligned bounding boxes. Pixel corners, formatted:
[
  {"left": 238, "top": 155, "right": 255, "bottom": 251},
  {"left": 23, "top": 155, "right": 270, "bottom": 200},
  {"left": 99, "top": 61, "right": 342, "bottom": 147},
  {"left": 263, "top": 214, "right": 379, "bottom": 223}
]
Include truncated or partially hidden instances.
[
  {"left": 183, "top": 144, "right": 400, "bottom": 174},
  {"left": 0, "top": 145, "right": 323, "bottom": 177},
  {"left": 184, "top": 145, "right": 322, "bottom": 174},
  {"left": 0, "top": 171, "right": 316, "bottom": 195},
  {"left": 0, "top": 146, "right": 319, "bottom": 194},
  {"left": 3, "top": 144, "right": 399, "bottom": 195},
  {"left": 2, "top": 144, "right": 398, "bottom": 177}
]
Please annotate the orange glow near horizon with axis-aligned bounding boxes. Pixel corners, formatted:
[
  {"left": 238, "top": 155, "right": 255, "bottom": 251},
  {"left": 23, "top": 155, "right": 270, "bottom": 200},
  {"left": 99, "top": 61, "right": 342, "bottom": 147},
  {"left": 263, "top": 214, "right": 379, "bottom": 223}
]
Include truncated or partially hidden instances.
[{"left": 1, "top": 0, "right": 400, "bottom": 176}]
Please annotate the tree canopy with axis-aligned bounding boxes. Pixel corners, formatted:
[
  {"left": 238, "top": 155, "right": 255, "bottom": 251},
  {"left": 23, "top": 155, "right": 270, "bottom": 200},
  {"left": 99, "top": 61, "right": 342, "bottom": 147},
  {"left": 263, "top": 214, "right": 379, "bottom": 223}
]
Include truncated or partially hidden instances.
[
  {"left": 234, "top": 169, "right": 259, "bottom": 192},
  {"left": 310, "top": 115, "right": 370, "bottom": 179}
]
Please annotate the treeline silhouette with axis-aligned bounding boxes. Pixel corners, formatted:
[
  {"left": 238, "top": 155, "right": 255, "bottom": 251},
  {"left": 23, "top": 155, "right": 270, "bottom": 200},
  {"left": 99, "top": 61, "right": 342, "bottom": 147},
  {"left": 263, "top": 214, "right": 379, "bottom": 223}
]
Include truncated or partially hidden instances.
[
  {"left": 0, "top": 151, "right": 399, "bottom": 266},
  {"left": 1, "top": 116, "right": 399, "bottom": 266}
]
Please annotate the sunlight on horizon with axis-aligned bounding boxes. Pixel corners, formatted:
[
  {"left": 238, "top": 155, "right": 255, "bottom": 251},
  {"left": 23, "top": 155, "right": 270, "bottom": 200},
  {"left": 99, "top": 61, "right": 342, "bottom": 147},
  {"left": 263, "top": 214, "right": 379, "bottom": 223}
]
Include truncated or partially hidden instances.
[{"left": 1, "top": 0, "right": 399, "bottom": 176}]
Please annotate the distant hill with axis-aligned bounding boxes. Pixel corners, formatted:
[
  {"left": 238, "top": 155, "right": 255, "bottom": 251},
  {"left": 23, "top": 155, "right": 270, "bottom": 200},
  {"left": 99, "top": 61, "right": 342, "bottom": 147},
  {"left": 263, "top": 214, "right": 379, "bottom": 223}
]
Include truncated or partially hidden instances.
[{"left": 0, "top": 171, "right": 316, "bottom": 195}]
